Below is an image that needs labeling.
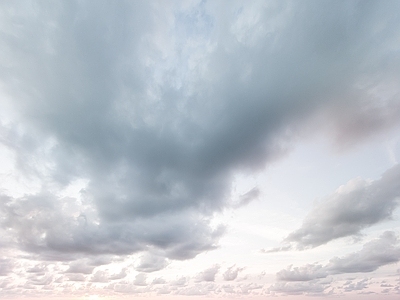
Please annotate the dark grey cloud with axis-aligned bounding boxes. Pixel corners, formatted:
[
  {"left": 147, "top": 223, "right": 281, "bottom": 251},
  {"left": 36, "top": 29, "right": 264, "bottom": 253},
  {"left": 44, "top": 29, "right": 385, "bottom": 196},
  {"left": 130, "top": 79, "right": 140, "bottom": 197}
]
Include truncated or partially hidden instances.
[
  {"left": 275, "top": 164, "right": 400, "bottom": 250},
  {"left": 276, "top": 231, "right": 400, "bottom": 283},
  {"left": 1, "top": 0, "right": 400, "bottom": 275},
  {"left": 0, "top": 191, "right": 224, "bottom": 261}
]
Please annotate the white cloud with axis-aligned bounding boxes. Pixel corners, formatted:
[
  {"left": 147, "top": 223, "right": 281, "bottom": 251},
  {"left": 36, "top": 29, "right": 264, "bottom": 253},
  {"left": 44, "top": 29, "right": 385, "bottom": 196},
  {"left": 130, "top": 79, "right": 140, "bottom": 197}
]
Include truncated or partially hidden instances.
[
  {"left": 133, "top": 273, "right": 147, "bottom": 286},
  {"left": 327, "top": 231, "right": 400, "bottom": 274},
  {"left": 275, "top": 165, "right": 400, "bottom": 250},
  {"left": 195, "top": 265, "right": 220, "bottom": 282},
  {"left": 277, "top": 264, "right": 328, "bottom": 282},
  {"left": 223, "top": 265, "right": 244, "bottom": 281}
]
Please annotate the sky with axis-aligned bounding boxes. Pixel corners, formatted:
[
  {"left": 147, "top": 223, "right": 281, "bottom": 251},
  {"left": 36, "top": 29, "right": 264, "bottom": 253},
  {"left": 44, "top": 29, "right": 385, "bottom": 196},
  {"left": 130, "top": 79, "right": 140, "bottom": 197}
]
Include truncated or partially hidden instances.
[{"left": 0, "top": 0, "right": 400, "bottom": 299}]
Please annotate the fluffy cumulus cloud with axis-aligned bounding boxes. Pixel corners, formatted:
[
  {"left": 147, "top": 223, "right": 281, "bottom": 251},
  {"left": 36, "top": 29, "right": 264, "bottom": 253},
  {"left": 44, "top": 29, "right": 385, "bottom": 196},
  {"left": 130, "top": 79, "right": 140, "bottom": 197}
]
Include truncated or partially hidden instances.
[
  {"left": 275, "top": 164, "right": 400, "bottom": 250},
  {"left": 276, "top": 264, "right": 328, "bottom": 282},
  {"left": 326, "top": 231, "right": 400, "bottom": 274},
  {"left": 195, "top": 265, "right": 220, "bottom": 282},
  {"left": 135, "top": 251, "right": 169, "bottom": 273},
  {"left": 0, "top": 0, "right": 400, "bottom": 298},
  {"left": 223, "top": 265, "right": 244, "bottom": 281}
]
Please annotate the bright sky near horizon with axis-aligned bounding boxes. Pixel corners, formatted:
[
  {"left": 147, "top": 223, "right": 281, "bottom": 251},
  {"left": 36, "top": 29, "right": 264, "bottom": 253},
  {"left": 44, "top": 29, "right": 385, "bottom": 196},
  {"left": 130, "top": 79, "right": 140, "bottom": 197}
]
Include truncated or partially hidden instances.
[{"left": 1, "top": 0, "right": 400, "bottom": 299}]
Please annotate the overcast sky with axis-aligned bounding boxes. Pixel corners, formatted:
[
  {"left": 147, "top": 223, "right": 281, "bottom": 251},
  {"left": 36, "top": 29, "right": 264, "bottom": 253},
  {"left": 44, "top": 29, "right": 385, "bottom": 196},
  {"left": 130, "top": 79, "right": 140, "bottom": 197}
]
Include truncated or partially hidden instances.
[{"left": 1, "top": 1, "right": 400, "bottom": 299}]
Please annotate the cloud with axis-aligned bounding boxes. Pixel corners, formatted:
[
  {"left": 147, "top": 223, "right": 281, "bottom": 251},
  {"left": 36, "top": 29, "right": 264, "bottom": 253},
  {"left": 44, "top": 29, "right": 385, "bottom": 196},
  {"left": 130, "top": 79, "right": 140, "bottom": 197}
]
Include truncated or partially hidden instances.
[
  {"left": 176, "top": 283, "right": 218, "bottom": 296},
  {"left": 133, "top": 273, "right": 148, "bottom": 286},
  {"left": 233, "top": 188, "right": 260, "bottom": 208},
  {"left": 262, "top": 245, "right": 292, "bottom": 254},
  {"left": 0, "top": 191, "right": 225, "bottom": 261},
  {"left": 1, "top": 0, "right": 400, "bottom": 283},
  {"left": 269, "top": 281, "right": 328, "bottom": 296},
  {"left": 26, "top": 263, "right": 47, "bottom": 275},
  {"left": 0, "top": 258, "right": 14, "bottom": 276},
  {"left": 276, "top": 264, "right": 328, "bottom": 282},
  {"left": 65, "top": 260, "right": 95, "bottom": 274},
  {"left": 109, "top": 268, "right": 128, "bottom": 281},
  {"left": 278, "top": 164, "right": 400, "bottom": 250},
  {"left": 170, "top": 277, "right": 188, "bottom": 287},
  {"left": 195, "top": 265, "right": 220, "bottom": 282},
  {"left": 326, "top": 231, "right": 400, "bottom": 274},
  {"left": 342, "top": 278, "right": 369, "bottom": 292},
  {"left": 152, "top": 277, "right": 166, "bottom": 285},
  {"left": 90, "top": 270, "right": 109, "bottom": 283},
  {"left": 135, "top": 252, "right": 168, "bottom": 273},
  {"left": 238, "top": 283, "right": 264, "bottom": 295},
  {"left": 66, "top": 273, "right": 86, "bottom": 282},
  {"left": 276, "top": 231, "right": 400, "bottom": 283},
  {"left": 223, "top": 265, "right": 244, "bottom": 281},
  {"left": 25, "top": 273, "right": 53, "bottom": 286},
  {"left": 90, "top": 268, "right": 127, "bottom": 283}
]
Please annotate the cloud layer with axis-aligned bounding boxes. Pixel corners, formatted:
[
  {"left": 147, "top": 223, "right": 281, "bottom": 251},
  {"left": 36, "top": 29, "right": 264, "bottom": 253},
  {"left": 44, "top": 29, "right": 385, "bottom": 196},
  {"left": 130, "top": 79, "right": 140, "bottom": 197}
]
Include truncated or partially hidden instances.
[
  {"left": 1, "top": 0, "right": 399, "bottom": 262},
  {"left": 0, "top": 0, "right": 400, "bottom": 298},
  {"left": 273, "top": 231, "right": 400, "bottom": 295},
  {"left": 327, "top": 231, "right": 400, "bottom": 274}
]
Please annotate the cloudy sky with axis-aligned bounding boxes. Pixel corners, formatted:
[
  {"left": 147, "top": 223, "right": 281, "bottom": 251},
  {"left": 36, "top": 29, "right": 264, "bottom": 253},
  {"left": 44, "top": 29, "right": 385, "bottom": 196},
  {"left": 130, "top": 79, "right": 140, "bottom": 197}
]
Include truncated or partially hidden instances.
[{"left": 1, "top": 0, "right": 400, "bottom": 299}]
